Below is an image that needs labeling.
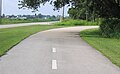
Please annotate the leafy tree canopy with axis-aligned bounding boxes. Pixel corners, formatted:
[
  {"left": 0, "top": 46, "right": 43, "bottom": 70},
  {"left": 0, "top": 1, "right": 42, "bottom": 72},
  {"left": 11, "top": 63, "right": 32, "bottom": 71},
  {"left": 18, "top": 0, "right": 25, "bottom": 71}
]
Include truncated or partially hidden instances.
[{"left": 19, "top": 0, "right": 120, "bottom": 18}]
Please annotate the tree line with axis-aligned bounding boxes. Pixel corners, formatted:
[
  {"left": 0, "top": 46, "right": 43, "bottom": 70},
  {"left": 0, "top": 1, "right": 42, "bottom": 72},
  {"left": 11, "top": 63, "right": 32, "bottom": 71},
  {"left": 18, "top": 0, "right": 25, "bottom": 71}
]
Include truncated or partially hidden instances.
[
  {"left": 19, "top": 0, "right": 120, "bottom": 19},
  {"left": 19, "top": 0, "right": 120, "bottom": 38}
]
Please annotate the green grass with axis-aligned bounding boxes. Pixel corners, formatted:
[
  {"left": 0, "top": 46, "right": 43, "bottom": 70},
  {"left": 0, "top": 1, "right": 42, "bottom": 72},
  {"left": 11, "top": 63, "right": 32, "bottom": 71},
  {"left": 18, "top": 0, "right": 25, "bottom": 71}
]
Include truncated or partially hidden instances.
[
  {"left": 0, "top": 25, "right": 62, "bottom": 56},
  {"left": 80, "top": 29, "right": 120, "bottom": 67},
  {"left": 0, "top": 18, "right": 58, "bottom": 25},
  {"left": 54, "top": 19, "right": 100, "bottom": 26}
]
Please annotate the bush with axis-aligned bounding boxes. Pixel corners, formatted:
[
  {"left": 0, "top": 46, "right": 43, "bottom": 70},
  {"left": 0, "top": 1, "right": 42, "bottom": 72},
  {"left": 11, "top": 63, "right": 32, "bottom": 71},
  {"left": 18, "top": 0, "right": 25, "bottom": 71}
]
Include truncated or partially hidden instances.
[
  {"left": 100, "top": 19, "right": 120, "bottom": 38},
  {"left": 54, "top": 19, "right": 99, "bottom": 26}
]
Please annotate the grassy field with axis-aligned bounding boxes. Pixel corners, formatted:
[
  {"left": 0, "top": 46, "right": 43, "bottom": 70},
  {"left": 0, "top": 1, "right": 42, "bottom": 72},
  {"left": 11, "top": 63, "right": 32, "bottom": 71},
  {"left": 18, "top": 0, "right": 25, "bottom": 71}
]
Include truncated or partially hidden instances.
[
  {"left": 0, "top": 25, "right": 62, "bottom": 56},
  {"left": 0, "top": 18, "right": 57, "bottom": 25},
  {"left": 54, "top": 19, "right": 100, "bottom": 26},
  {"left": 80, "top": 29, "right": 120, "bottom": 67}
]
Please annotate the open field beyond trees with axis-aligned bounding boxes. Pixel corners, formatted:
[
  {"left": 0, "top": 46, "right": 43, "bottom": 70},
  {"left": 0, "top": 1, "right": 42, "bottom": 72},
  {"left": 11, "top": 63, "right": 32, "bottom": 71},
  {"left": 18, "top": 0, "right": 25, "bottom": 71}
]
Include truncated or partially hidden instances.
[{"left": 0, "top": 18, "right": 58, "bottom": 25}]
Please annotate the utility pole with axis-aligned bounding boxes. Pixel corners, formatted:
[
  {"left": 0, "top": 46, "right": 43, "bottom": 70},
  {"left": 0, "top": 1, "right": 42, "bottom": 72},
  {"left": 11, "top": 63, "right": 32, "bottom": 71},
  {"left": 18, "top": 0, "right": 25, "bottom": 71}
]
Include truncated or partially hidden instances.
[
  {"left": 85, "top": 0, "right": 88, "bottom": 21},
  {"left": 60, "top": 0, "right": 65, "bottom": 22},
  {"left": 86, "top": 10, "right": 88, "bottom": 21},
  {"left": 92, "top": 0, "right": 95, "bottom": 22},
  {"left": 62, "top": 6, "right": 65, "bottom": 20},
  {"left": 0, "top": 0, "right": 2, "bottom": 17},
  {"left": 0, "top": 0, "right": 2, "bottom": 24},
  {"left": 0, "top": 0, "right": 2, "bottom": 18}
]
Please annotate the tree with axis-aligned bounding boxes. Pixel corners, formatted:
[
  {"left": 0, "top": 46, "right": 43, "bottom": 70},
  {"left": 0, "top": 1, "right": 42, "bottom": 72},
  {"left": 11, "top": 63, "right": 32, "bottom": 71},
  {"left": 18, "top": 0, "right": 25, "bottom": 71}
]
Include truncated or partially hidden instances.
[
  {"left": 19, "top": 0, "right": 49, "bottom": 11},
  {"left": 19, "top": 0, "right": 120, "bottom": 19},
  {"left": 93, "top": 0, "right": 120, "bottom": 18},
  {"left": 68, "top": 0, "right": 97, "bottom": 21}
]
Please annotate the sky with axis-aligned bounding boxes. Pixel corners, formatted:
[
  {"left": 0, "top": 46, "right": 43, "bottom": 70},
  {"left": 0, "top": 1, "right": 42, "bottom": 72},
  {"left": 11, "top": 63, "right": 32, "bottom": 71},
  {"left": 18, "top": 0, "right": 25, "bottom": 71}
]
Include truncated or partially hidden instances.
[{"left": 2, "top": 0, "right": 69, "bottom": 16}]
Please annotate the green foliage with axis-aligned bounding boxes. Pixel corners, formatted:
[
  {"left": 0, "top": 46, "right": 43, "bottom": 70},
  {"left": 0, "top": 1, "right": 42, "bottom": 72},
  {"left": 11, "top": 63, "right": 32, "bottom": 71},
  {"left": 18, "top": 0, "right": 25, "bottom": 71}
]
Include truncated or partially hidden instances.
[
  {"left": 68, "top": 8, "right": 80, "bottom": 19},
  {"left": 54, "top": 19, "right": 99, "bottom": 26},
  {"left": 100, "top": 19, "right": 120, "bottom": 38},
  {"left": 80, "top": 28, "right": 120, "bottom": 67},
  {"left": 68, "top": 0, "right": 97, "bottom": 20},
  {"left": 80, "top": 28, "right": 100, "bottom": 37},
  {"left": 0, "top": 18, "right": 56, "bottom": 25},
  {"left": 19, "top": 0, "right": 49, "bottom": 10},
  {"left": 20, "top": 0, "right": 120, "bottom": 19}
]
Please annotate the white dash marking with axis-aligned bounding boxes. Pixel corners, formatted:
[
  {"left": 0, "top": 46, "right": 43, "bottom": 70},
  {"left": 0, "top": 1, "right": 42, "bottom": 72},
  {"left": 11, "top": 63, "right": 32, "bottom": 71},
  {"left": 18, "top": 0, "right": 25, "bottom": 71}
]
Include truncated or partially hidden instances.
[
  {"left": 52, "top": 48, "right": 56, "bottom": 53},
  {"left": 52, "top": 60, "right": 57, "bottom": 70}
]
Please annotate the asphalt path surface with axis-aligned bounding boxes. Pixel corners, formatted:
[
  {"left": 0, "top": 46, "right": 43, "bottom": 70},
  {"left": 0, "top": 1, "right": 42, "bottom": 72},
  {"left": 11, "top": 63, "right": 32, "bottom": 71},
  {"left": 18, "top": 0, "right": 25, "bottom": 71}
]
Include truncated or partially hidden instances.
[
  {"left": 0, "top": 21, "right": 58, "bottom": 29},
  {"left": 0, "top": 26, "right": 120, "bottom": 74}
]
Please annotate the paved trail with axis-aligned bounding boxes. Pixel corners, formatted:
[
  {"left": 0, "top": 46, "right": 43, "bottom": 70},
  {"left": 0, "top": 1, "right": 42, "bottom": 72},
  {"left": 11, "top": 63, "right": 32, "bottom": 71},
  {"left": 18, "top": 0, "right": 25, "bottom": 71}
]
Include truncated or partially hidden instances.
[
  {"left": 0, "top": 26, "right": 120, "bottom": 74},
  {"left": 0, "top": 21, "right": 57, "bottom": 29}
]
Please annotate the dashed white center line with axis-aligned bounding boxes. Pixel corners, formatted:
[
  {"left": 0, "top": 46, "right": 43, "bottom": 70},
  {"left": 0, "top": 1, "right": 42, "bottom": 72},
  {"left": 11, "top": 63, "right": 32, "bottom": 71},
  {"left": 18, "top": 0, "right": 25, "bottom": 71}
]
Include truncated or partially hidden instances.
[
  {"left": 52, "top": 60, "right": 57, "bottom": 70},
  {"left": 52, "top": 48, "right": 56, "bottom": 53}
]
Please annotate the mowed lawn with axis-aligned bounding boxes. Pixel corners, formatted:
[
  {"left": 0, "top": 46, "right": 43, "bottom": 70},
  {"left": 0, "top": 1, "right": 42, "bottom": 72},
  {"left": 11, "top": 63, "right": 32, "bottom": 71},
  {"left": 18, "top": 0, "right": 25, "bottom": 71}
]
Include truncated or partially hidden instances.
[
  {"left": 0, "top": 25, "right": 61, "bottom": 56},
  {"left": 80, "top": 29, "right": 120, "bottom": 67}
]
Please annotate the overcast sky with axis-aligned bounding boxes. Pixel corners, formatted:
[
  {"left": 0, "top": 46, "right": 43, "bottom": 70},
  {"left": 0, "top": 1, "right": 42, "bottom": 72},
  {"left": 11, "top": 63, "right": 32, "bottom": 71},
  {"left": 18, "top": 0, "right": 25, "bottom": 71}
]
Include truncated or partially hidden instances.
[{"left": 2, "top": 0, "right": 69, "bottom": 16}]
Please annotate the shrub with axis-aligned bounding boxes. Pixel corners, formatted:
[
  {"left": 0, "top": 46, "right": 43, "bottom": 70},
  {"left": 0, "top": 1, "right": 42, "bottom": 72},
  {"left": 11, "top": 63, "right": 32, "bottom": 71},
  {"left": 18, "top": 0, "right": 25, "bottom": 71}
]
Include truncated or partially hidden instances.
[
  {"left": 100, "top": 19, "right": 120, "bottom": 38},
  {"left": 54, "top": 19, "right": 99, "bottom": 26}
]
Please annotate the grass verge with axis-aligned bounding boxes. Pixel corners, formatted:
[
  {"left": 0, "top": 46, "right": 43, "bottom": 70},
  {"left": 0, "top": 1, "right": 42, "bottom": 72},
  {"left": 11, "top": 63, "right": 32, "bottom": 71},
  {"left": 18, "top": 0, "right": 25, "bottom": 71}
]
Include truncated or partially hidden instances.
[
  {"left": 0, "top": 25, "right": 62, "bottom": 56},
  {"left": 80, "top": 29, "right": 120, "bottom": 67}
]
